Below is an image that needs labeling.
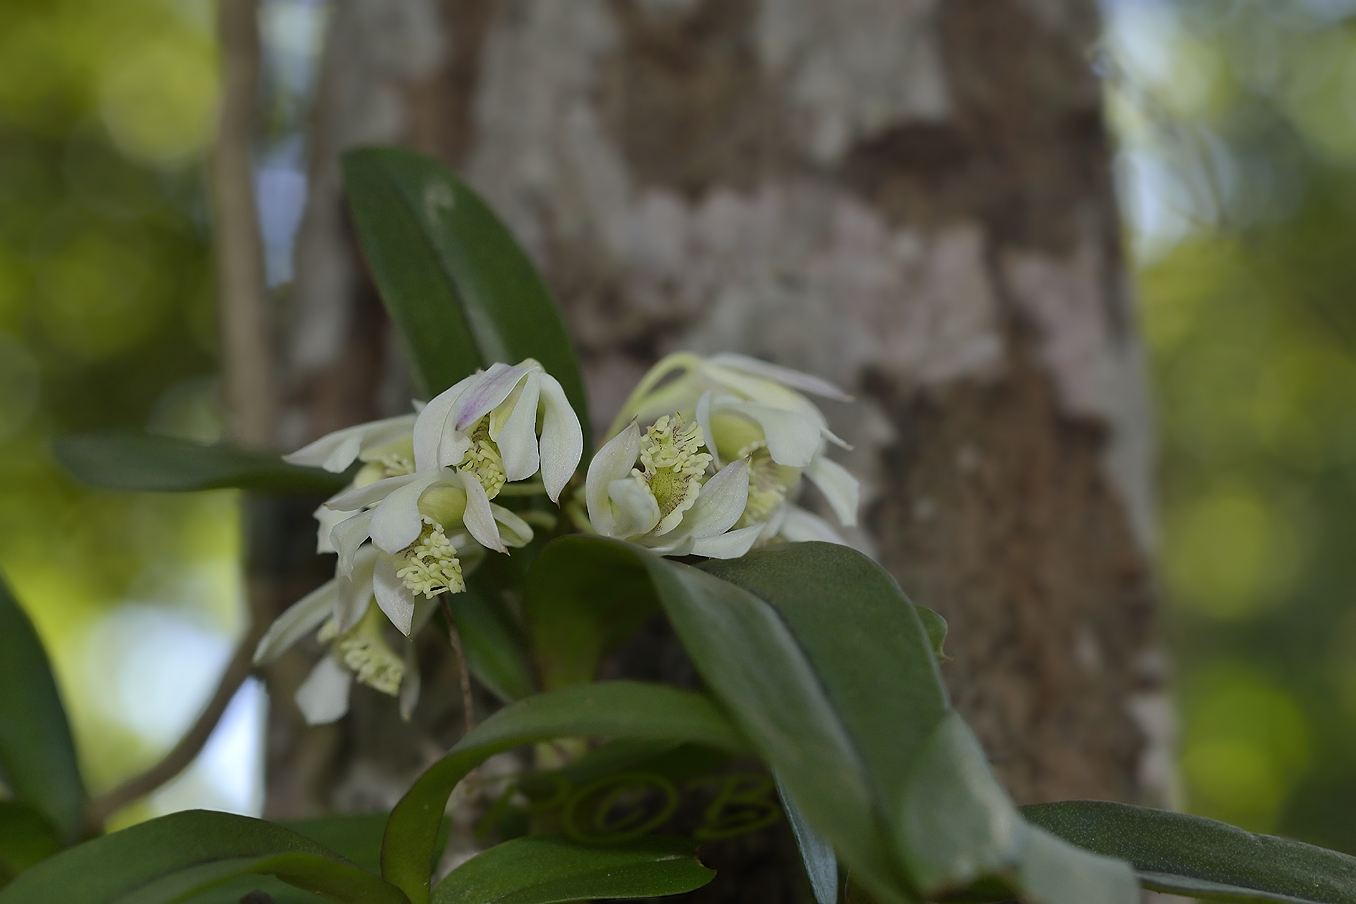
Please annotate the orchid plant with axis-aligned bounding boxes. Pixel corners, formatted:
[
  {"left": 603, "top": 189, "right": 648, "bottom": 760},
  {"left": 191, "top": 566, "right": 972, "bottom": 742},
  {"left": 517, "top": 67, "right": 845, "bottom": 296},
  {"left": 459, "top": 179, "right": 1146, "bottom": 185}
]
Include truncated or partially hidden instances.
[{"left": 7, "top": 147, "right": 1356, "bottom": 904}]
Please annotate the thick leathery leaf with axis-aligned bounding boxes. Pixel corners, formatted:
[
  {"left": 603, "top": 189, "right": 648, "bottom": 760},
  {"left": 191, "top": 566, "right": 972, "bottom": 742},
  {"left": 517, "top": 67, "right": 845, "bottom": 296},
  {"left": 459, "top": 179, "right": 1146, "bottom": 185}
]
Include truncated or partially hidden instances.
[
  {"left": 0, "top": 801, "right": 63, "bottom": 887},
  {"left": 529, "top": 538, "right": 1135, "bottom": 904},
  {"left": 1024, "top": 800, "right": 1356, "bottom": 903},
  {"left": 53, "top": 432, "right": 349, "bottom": 494},
  {"left": 182, "top": 814, "right": 450, "bottom": 904},
  {"left": 432, "top": 834, "right": 713, "bottom": 904},
  {"left": 0, "top": 574, "right": 84, "bottom": 843},
  {"left": 340, "top": 147, "right": 589, "bottom": 442},
  {"left": 524, "top": 539, "right": 658, "bottom": 689},
  {"left": 777, "top": 776, "right": 838, "bottom": 904},
  {"left": 0, "top": 810, "right": 406, "bottom": 904},
  {"left": 382, "top": 682, "right": 747, "bottom": 904}
]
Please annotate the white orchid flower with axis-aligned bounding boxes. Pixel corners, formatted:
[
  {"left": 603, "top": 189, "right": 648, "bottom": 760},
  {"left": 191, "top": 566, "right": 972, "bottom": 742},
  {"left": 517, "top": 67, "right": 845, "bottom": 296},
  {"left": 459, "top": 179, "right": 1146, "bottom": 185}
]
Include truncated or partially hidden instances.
[
  {"left": 585, "top": 414, "right": 762, "bottom": 559},
  {"left": 255, "top": 586, "right": 430, "bottom": 726},
  {"left": 321, "top": 471, "right": 527, "bottom": 636},
  {"left": 413, "top": 360, "right": 583, "bottom": 503},
  {"left": 609, "top": 353, "right": 860, "bottom": 540}
]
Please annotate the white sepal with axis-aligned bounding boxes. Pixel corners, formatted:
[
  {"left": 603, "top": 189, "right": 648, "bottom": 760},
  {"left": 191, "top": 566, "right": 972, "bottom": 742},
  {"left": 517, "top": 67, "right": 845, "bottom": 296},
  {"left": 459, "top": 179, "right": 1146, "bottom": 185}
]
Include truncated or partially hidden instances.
[
  {"left": 586, "top": 421, "right": 642, "bottom": 537},
  {"left": 537, "top": 373, "right": 584, "bottom": 503},
  {"left": 295, "top": 656, "right": 353, "bottom": 725},
  {"left": 284, "top": 414, "right": 417, "bottom": 473},
  {"left": 804, "top": 456, "right": 859, "bottom": 527},
  {"left": 253, "top": 580, "right": 336, "bottom": 666}
]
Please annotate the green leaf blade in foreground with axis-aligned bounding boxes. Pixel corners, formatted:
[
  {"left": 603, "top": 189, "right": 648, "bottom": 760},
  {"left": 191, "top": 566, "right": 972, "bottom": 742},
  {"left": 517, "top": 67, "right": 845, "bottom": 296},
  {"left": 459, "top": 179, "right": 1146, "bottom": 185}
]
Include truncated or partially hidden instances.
[
  {"left": 432, "top": 834, "right": 713, "bottom": 904},
  {"left": 382, "top": 681, "right": 747, "bottom": 904},
  {"left": 340, "top": 147, "right": 590, "bottom": 442},
  {"left": 0, "top": 801, "right": 64, "bottom": 887},
  {"left": 527, "top": 538, "right": 1135, "bottom": 904},
  {"left": 0, "top": 574, "right": 85, "bottom": 844},
  {"left": 1024, "top": 800, "right": 1356, "bottom": 904},
  {"left": 0, "top": 810, "right": 406, "bottom": 904},
  {"left": 53, "top": 432, "right": 350, "bottom": 495}
]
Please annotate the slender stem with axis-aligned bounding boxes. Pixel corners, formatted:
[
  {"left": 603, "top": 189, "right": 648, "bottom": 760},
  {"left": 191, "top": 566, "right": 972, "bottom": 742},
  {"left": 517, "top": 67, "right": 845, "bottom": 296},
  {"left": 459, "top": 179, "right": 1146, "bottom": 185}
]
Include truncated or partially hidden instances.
[
  {"left": 85, "top": 610, "right": 268, "bottom": 831},
  {"left": 441, "top": 597, "right": 475, "bottom": 734}
]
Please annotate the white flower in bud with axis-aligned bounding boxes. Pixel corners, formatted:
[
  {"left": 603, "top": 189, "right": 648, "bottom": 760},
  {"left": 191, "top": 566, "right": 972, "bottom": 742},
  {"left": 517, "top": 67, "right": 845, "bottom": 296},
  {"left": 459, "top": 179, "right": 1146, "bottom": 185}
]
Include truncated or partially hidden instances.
[
  {"left": 585, "top": 414, "right": 763, "bottom": 559},
  {"left": 414, "top": 360, "right": 583, "bottom": 503},
  {"left": 611, "top": 353, "right": 860, "bottom": 543}
]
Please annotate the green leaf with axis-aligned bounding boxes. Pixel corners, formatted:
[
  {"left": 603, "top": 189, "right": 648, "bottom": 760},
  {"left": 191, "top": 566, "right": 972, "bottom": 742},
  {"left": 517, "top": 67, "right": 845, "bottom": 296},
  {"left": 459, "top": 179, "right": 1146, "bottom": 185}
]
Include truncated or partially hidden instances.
[
  {"left": 776, "top": 777, "right": 837, "bottom": 904},
  {"left": 382, "top": 682, "right": 748, "bottom": 904},
  {"left": 431, "top": 834, "right": 713, "bottom": 904},
  {"left": 448, "top": 584, "right": 535, "bottom": 703},
  {"left": 0, "top": 810, "right": 408, "bottom": 904},
  {"left": 181, "top": 813, "right": 450, "bottom": 904},
  {"left": 0, "top": 573, "right": 85, "bottom": 844},
  {"left": 528, "top": 538, "right": 1136, "bottom": 904},
  {"left": 340, "top": 147, "right": 590, "bottom": 439},
  {"left": 1023, "top": 800, "right": 1356, "bottom": 903},
  {"left": 0, "top": 801, "right": 63, "bottom": 887},
  {"left": 524, "top": 539, "right": 658, "bottom": 689},
  {"left": 53, "top": 432, "right": 349, "bottom": 494}
]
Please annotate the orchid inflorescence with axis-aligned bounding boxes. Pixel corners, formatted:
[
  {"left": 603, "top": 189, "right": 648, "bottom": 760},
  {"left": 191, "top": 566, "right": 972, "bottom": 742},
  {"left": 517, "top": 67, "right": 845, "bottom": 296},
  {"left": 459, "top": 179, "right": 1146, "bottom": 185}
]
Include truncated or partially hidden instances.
[{"left": 253, "top": 353, "right": 858, "bottom": 724}]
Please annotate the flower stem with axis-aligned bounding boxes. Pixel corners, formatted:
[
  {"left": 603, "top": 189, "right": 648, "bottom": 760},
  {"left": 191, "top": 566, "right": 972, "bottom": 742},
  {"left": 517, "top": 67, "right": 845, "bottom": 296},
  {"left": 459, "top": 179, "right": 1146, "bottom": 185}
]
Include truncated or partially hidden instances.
[{"left": 440, "top": 597, "right": 475, "bottom": 735}]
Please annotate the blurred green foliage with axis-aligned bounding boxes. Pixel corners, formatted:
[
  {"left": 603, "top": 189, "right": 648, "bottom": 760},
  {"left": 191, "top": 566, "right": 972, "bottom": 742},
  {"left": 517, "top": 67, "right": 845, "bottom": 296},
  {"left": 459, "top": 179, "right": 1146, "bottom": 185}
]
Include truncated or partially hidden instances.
[
  {"left": 0, "top": 0, "right": 240, "bottom": 823},
  {"left": 1111, "top": 0, "right": 1356, "bottom": 849}
]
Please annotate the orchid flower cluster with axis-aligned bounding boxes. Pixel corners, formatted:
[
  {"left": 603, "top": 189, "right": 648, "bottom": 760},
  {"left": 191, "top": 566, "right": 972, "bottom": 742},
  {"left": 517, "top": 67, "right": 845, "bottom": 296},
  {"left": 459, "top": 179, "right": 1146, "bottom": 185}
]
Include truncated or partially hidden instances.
[{"left": 254, "top": 353, "right": 859, "bottom": 724}]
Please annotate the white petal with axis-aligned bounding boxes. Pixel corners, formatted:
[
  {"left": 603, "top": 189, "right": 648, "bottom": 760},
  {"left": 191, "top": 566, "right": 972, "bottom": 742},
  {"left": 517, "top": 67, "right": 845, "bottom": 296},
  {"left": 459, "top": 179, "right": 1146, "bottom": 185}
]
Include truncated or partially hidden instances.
[
  {"left": 690, "top": 524, "right": 763, "bottom": 559},
  {"left": 695, "top": 391, "right": 720, "bottom": 468},
  {"left": 284, "top": 415, "right": 417, "bottom": 473},
  {"left": 332, "top": 510, "right": 374, "bottom": 578},
  {"left": 326, "top": 472, "right": 422, "bottom": 512},
  {"left": 452, "top": 362, "right": 537, "bottom": 431},
  {"left": 335, "top": 545, "right": 378, "bottom": 633},
  {"left": 294, "top": 656, "right": 352, "bottom": 725},
  {"left": 683, "top": 458, "right": 750, "bottom": 538},
  {"left": 313, "top": 503, "right": 349, "bottom": 555},
  {"left": 460, "top": 470, "right": 506, "bottom": 552},
  {"left": 778, "top": 505, "right": 849, "bottom": 545},
  {"left": 399, "top": 643, "right": 421, "bottom": 722},
  {"left": 736, "top": 404, "right": 824, "bottom": 468},
  {"left": 369, "top": 474, "right": 442, "bottom": 555},
  {"left": 608, "top": 476, "right": 661, "bottom": 538},
  {"left": 536, "top": 374, "right": 584, "bottom": 503},
  {"left": 490, "top": 504, "right": 535, "bottom": 548},
  {"left": 413, "top": 374, "right": 476, "bottom": 472},
  {"left": 586, "top": 421, "right": 641, "bottom": 536},
  {"left": 253, "top": 580, "right": 337, "bottom": 665},
  {"left": 494, "top": 373, "right": 541, "bottom": 483},
  {"left": 373, "top": 552, "right": 418, "bottom": 635},
  {"left": 707, "top": 353, "right": 853, "bottom": 401},
  {"left": 804, "top": 456, "right": 859, "bottom": 527}
]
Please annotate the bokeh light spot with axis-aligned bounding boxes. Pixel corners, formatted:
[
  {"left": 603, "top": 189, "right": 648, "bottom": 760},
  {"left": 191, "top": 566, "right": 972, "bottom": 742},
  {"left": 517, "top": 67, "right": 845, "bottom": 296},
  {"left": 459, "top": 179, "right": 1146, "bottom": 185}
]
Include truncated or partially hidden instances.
[{"left": 98, "top": 35, "right": 219, "bottom": 166}]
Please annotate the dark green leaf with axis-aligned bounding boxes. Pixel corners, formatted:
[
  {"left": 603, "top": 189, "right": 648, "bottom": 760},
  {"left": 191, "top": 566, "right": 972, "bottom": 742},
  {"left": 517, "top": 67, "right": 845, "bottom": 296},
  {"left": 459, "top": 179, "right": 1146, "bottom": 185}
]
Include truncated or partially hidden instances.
[
  {"left": 530, "top": 538, "right": 1136, "bottom": 904},
  {"left": 524, "top": 539, "right": 658, "bottom": 689},
  {"left": 181, "top": 813, "right": 449, "bottom": 904},
  {"left": 1024, "top": 800, "right": 1356, "bottom": 903},
  {"left": 431, "top": 834, "right": 713, "bottom": 904},
  {"left": 340, "top": 147, "right": 590, "bottom": 441},
  {"left": 0, "top": 573, "right": 84, "bottom": 844},
  {"left": 0, "top": 810, "right": 407, "bottom": 904},
  {"left": 382, "top": 681, "right": 748, "bottom": 904},
  {"left": 777, "top": 776, "right": 837, "bottom": 904},
  {"left": 53, "top": 432, "right": 349, "bottom": 494},
  {"left": 0, "top": 801, "right": 63, "bottom": 886},
  {"left": 448, "top": 584, "right": 535, "bottom": 702}
]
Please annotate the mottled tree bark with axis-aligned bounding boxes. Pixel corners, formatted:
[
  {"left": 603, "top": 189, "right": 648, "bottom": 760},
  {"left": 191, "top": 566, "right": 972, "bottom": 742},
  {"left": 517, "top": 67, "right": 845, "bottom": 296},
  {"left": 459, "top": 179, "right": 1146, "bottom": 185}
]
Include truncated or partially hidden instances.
[{"left": 265, "top": 0, "right": 1168, "bottom": 891}]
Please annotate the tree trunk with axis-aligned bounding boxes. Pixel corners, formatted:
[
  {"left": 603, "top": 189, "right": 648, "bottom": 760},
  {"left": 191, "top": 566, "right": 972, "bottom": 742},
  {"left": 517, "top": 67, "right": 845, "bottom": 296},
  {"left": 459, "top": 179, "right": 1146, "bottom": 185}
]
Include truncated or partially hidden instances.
[{"left": 266, "top": 0, "right": 1168, "bottom": 889}]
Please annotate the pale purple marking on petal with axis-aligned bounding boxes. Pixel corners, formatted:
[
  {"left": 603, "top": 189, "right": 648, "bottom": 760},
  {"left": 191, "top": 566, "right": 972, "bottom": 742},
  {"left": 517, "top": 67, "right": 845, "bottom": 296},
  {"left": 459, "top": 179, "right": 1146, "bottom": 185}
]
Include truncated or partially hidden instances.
[{"left": 452, "top": 362, "right": 537, "bottom": 431}]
